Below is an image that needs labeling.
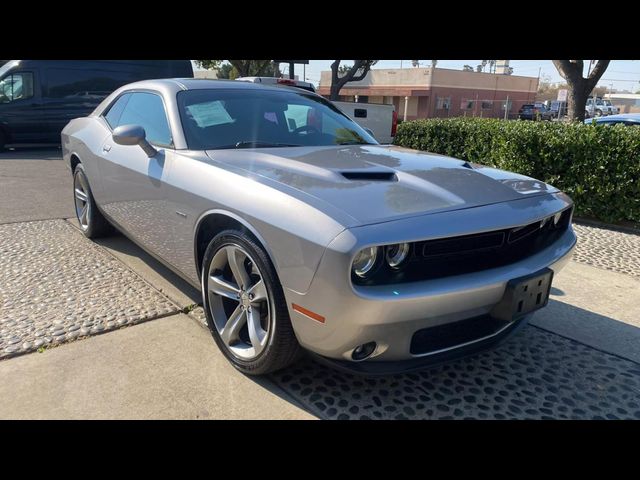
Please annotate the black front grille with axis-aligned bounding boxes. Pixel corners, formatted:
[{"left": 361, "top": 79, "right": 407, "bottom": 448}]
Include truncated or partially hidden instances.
[
  {"left": 353, "top": 206, "right": 573, "bottom": 286},
  {"left": 410, "top": 315, "right": 510, "bottom": 355}
]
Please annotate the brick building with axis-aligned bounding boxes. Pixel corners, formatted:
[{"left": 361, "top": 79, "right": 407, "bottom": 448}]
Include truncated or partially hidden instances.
[{"left": 317, "top": 67, "right": 539, "bottom": 120}]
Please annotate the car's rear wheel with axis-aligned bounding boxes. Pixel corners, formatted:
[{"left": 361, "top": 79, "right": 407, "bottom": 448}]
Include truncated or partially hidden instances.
[
  {"left": 202, "top": 230, "right": 300, "bottom": 375},
  {"left": 73, "top": 163, "right": 111, "bottom": 238}
]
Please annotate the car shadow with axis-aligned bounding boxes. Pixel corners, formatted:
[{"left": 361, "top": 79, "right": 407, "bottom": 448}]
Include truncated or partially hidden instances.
[
  {"left": 267, "top": 302, "right": 640, "bottom": 420},
  {"left": 76, "top": 224, "right": 202, "bottom": 308},
  {"left": 76, "top": 225, "right": 640, "bottom": 419}
]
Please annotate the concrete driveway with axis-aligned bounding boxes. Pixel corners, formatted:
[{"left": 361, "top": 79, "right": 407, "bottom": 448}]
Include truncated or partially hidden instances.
[{"left": 0, "top": 147, "right": 638, "bottom": 419}]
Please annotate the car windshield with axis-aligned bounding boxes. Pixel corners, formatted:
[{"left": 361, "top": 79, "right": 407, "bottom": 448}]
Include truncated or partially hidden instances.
[{"left": 177, "top": 88, "right": 378, "bottom": 150}]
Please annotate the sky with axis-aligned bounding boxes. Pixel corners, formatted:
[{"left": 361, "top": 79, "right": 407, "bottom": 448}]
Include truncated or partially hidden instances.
[{"left": 273, "top": 60, "right": 640, "bottom": 93}]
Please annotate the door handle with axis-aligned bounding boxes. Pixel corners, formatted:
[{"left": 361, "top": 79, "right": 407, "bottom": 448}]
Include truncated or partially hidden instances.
[{"left": 102, "top": 144, "right": 112, "bottom": 153}]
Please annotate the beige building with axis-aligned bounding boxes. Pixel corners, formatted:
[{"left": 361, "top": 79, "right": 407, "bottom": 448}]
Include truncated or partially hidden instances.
[
  {"left": 605, "top": 93, "right": 640, "bottom": 113},
  {"left": 318, "top": 67, "right": 539, "bottom": 120}
]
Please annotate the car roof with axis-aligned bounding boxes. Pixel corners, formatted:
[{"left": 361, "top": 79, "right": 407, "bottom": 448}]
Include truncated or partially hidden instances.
[
  {"left": 585, "top": 113, "right": 640, "bottom": 123},
  {"left": 119, "top": 77, "right": 311, "bottom": 94}
]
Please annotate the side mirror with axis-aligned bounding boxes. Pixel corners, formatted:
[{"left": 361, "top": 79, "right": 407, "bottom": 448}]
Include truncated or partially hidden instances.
[{"left": 112, "top": 124, "right": 157, "bottom": 157}]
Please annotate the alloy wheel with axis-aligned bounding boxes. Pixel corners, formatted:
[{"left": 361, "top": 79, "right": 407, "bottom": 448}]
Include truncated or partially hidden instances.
[
  {"left": 207, "top": 244, "right": 271, "bottom": 360},
  {"left": 74, "top": 172, "right": 91, "bottom": 230}
]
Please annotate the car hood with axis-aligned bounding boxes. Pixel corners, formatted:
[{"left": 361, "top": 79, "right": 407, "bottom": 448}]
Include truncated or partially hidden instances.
[{"left": 205, "top": 145, "right": 557, "bottom": 226}]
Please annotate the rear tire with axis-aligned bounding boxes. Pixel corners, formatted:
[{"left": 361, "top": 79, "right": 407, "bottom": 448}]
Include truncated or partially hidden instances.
[
  {"left": 202, "top": 229, "right": 301, "bottom": 375},
  {"left": 73, "top": 163, "right": 112, "bottom": 239}
]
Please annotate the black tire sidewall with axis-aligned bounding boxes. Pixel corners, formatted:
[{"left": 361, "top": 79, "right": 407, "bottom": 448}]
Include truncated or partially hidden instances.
[{"left": 201, "top": 230, "right": 296, "bottom": 375}]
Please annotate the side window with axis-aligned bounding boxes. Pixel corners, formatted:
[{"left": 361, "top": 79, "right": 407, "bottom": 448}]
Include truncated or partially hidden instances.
[
  {"left": 0, "top": 72, "right": 34, "bottom": 103},
  {"left": 283, "top": 104, "right": 311, "bottom": 131},
  {"left": 118, "top": 92, "right": 172, "bottom": 146},
  {"left": 103, "top": 93, "right": 131, "bottom": 129}
]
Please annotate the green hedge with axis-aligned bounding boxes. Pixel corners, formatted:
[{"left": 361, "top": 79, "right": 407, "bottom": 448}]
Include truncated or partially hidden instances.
[{"left": 393, "top": 118, "right": 640, "bottom": 223}]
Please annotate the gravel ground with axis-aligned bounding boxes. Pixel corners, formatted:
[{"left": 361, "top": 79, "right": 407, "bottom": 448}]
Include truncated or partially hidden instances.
[
  {"left": 0, "top": 219, "right": 180, "bottom": 359},
  {"left": 1, "top": 216, "right": 639, "bottom": 419},
  {"left": 573, "top": 223, "right": 640, "bottom": 278},
  {"left": 272, "top": 325, "right": 640, "bottom": 420}
]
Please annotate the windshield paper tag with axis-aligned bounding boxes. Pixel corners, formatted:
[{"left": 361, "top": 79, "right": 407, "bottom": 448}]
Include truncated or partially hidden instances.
[{"left": 186, "top": 101, "right": 234, "bottom": 128}]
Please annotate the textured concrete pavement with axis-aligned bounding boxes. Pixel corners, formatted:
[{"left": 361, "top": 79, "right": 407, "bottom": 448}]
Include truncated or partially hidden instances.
[
  {"left": 0, "top": 219, "right": 179, "bottom": 359},
  {"left": 0, "top": 314, "right": 314, "bottom": 419},
  {"left": 532, "top": 261, "right": 640, "bottom": 364}
]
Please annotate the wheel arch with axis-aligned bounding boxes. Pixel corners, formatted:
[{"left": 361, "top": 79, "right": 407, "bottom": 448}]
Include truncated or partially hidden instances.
[
  {"left": 69, "top": 153, "right": 81, "bottom": 172},
  {"left": 194, "top": 209, "right": 279, "bottom": 281}
]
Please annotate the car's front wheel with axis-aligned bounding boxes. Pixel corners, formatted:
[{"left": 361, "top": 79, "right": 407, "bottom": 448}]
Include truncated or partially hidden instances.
[
  {"left": 202, "top": 229, "right": 301, "bottom": 375},
  {"left": 73, "top": 163, "right": 111, "bottom": 238}
]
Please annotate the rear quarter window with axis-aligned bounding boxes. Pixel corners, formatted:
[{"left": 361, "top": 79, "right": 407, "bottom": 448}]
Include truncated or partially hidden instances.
[{"left": 103, "top": 93, "right": 131, "bottom": 129}]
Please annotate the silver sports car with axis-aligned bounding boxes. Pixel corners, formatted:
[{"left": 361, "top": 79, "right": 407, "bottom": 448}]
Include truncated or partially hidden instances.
[{"left": 61, "top": 79, "right": 576, "bottom": 375}]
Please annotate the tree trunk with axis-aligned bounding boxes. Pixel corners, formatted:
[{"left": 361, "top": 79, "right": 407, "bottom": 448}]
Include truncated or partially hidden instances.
[
  {"left": 329, "top": 60, "right": 376, "bottom": 101},
  {"left": 552, "top": 60, "right": 610, "bottom": 122},
  {"left": 330, "top": 61, "right": 344, "bottom": 100},
  {"left": 567, "top": 82, "right": 589, "bottom": 122},
  {"left": 330, "top": 83, "right": 342, "bottom": 101}
]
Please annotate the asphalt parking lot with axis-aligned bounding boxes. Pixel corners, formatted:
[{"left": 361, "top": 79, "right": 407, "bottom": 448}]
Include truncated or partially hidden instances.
[{"left": 1, "top": 147, "right": 639, "bottom": 419}]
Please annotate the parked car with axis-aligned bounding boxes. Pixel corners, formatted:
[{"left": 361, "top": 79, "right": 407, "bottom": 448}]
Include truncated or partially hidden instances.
[
  {"left": 584, "top": 113, "right": 640, "bottom": 126},
  {"left": 518, "top": 103, "right": 554, "bottom": 121},
  {"left": 332, "top": 101, "right": 397, "bottom": 144},
  {"left": 62, "top": 79, "right": 576, "bottom": 375},
  {"left": 0, "top": 60, "right": 193, "bottom": 150},
  {"left": 586, "top": 97, "right": 610, "bottom": 117},
  {"left": 602, "top": 99, "right": 619, "bottom": 115}
]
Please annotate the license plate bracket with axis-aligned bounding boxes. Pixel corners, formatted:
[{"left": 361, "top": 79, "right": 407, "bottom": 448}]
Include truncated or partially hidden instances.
[{"left": 490, "top": 268, "right": 554, "bottom": 322}]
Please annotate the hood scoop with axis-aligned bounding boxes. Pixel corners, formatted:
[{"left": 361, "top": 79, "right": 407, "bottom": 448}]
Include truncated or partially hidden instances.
[{"left": 340, "top": 170, "right": 398, "bottom": 182}]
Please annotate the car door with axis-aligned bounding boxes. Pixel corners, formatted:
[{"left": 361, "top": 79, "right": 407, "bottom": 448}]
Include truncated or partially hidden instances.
[
  {"left": 97, "top": 91, "right": 176, "bottom": 258},
  {"left": 0, "top": 69, "right": 44, "bottom": 143}
]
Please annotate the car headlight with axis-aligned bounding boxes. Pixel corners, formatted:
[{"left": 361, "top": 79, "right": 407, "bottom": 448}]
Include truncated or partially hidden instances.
[
  {"left": 385, "top": 243, "right": 410, "bottom": 269},
  {"left": 352, "top": 246, "right": 381, "bottom": 278}
]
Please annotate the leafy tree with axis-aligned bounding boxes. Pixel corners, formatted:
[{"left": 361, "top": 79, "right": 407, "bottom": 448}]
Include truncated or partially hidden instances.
[
  {"left": 431, "top": 60, "right": 437, "bottom": 69},
  {"left": 552, "top": 60, "right": 610, "bottom": 121},
  {"left": 216, "top": 63, "right": 235, "bottom": 79},
  {"left": 329, "top": 60, "right": 378, "bottom": 100},
  {"left": 338, "top": 64, "right": 353, "bottom": 77},
  {"left": 195, "top": 60, "right": 276, "bottom": 78}
]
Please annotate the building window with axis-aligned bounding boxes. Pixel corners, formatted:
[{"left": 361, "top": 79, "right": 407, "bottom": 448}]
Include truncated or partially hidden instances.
[
  {"left": 460, "top": 99, "right": 474, "bottom": 110},
  {"left": 436, "top": 96, "right": 451, "bottom": 110},
  {"left": 481, "top": 100, "right": 493, "bottom": 110}
]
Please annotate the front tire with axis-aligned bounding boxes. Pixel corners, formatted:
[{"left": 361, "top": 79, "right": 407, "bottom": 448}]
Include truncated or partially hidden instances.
[
  {"left": 73, "top": 163, "right": 111, "bottom": 238},
  {"left": 202, "top": 229, "right": 301, "bottom": 375}
]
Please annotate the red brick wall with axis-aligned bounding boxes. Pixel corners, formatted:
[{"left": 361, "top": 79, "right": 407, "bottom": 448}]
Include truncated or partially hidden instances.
[{"left": 428, "top": 86, "right": 536, "bottom": 119}]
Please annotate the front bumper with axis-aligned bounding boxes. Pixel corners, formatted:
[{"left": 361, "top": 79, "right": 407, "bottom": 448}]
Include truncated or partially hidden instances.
[{"left": 284, "top": 193, "right": 576, "bottom": 368}]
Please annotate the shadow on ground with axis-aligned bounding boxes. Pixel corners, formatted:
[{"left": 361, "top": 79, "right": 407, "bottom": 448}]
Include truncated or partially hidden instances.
[
  {"left": 85, "top": 230, "right": 640, "bottom": 420},
  {"left": 270, "top": 310, "right": 640, "bottom": 420}
]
